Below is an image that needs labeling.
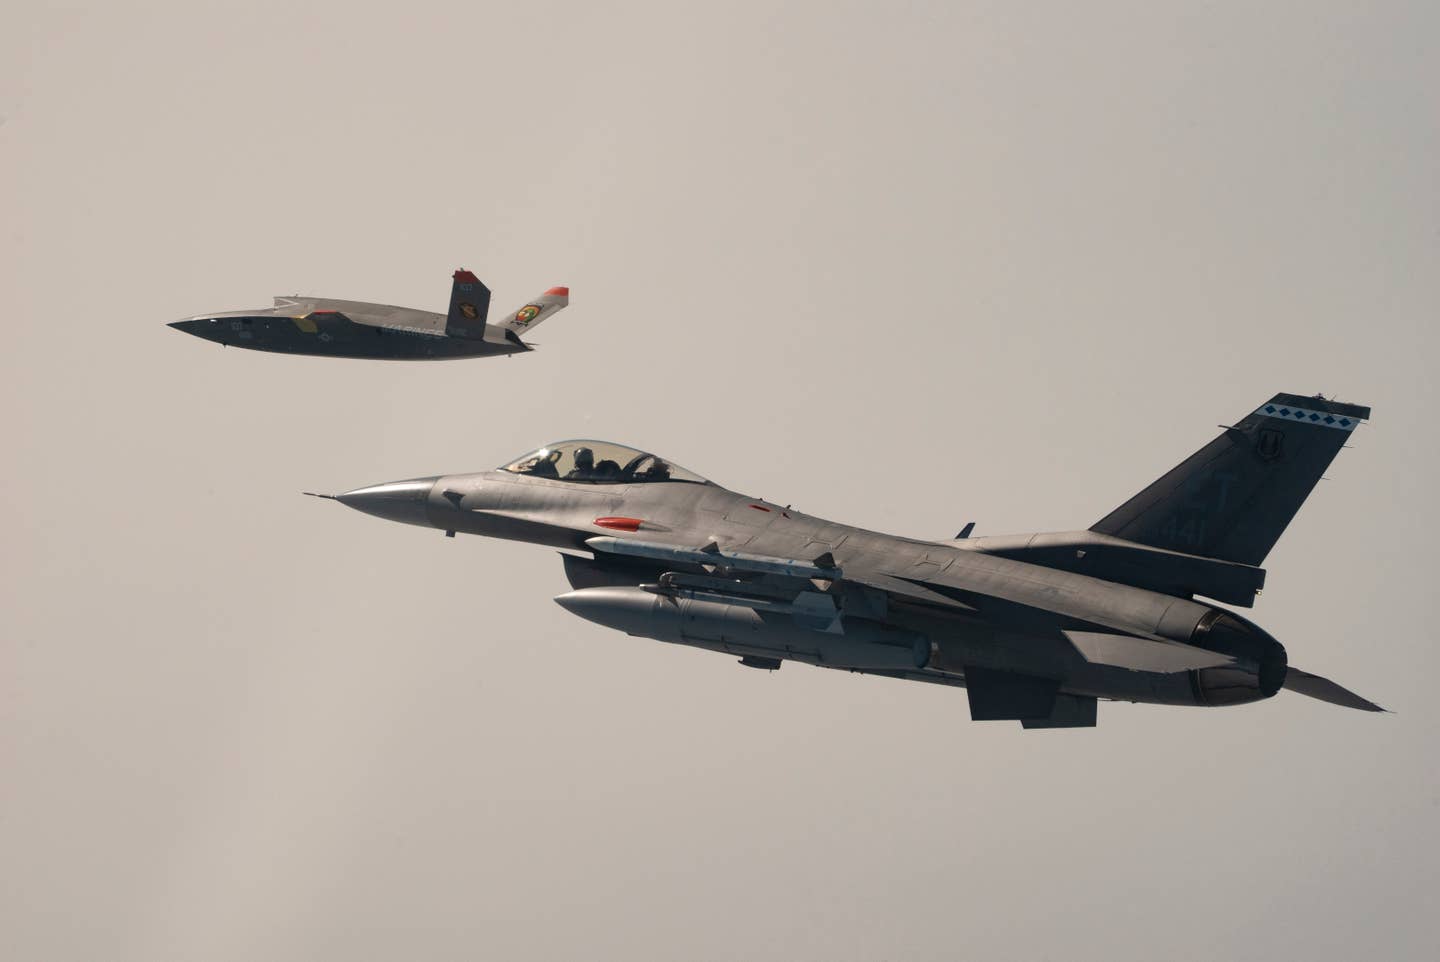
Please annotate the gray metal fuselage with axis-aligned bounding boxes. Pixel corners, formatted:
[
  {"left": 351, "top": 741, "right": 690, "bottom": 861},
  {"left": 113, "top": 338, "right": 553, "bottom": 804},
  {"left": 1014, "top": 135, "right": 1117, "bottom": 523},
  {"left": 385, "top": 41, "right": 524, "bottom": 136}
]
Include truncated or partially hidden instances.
[
  {"left": 321, "top": 392, "right": 1382, "bottom": 726},
  {"left": 168, "top": 302, "right": 523, "bottom": 360},
  {"left": 337, "top": 464, "right": 1269, "bottom": 714}
]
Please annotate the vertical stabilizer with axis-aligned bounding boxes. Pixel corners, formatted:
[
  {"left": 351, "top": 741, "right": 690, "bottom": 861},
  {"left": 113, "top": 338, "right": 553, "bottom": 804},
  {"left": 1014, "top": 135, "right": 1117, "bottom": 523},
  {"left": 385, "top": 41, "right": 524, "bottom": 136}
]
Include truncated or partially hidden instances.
[
  {"left": 1091, "top": 394, "right": 1370, "bottom": 566},
  {"left": 446, "top": 269, "right": 492, "bottom": 339}
]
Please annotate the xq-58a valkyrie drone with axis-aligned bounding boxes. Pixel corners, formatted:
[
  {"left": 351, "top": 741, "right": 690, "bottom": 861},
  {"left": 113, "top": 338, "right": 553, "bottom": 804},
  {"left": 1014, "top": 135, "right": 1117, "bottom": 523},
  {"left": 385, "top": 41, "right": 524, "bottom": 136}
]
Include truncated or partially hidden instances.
[
  {"left": 312, "top": 392, "right": 1381, "bottom": 728},
  {"left": 169, "top": 270, "right": 567, "bottom": 360}
]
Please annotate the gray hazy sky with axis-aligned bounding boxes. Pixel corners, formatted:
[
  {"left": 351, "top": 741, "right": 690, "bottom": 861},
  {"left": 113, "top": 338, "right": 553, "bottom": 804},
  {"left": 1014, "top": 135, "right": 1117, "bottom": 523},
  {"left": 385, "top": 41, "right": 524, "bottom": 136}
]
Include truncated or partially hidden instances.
[{"left": 3, "top": 2, "right": 1437, "bottom": 959}]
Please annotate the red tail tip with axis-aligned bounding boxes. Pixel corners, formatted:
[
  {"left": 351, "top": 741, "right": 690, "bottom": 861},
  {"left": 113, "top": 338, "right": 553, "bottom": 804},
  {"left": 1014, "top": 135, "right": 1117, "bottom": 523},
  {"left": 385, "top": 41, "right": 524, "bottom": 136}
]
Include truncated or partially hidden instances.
[
  {"left": 545, "top": 286, "right": 569, "bottom": 297},
  {"left": 453, "top": 269, "right": 480, "bottom": 284}
]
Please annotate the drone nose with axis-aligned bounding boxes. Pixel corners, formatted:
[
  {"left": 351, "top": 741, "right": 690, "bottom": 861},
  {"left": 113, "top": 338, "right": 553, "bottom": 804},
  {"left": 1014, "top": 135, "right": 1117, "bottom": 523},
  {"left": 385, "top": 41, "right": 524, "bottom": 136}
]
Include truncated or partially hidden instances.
[
  {"left": 168, "top": 317, "right": 228, "bottom": 343},
  {"left": 335, "top": 477, "right": 440, "bottom": 527}
]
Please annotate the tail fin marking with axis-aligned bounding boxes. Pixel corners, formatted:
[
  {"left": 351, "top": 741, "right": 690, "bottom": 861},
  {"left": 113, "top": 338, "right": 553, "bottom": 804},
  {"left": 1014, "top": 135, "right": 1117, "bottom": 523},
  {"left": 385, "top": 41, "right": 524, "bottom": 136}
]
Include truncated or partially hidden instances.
[
  {"left": 496, "top": 286, "right": 570, "bottom": 338},
  {"left": 1090, "top": 393, "right": 1370, "bottom": 566},
  {"left": 445, "top": 269, "right": 492, "bottom": 339}
]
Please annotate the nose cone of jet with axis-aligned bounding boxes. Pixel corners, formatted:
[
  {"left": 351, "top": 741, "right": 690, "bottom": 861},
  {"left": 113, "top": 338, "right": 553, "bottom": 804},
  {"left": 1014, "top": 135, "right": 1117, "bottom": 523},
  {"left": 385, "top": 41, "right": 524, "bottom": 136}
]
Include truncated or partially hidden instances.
[
  {"left": 168, "top": 317, "right": 224, "bottom": 342},
  {"left": 335, "top": 477, "right": 440, "bottom": 527}
]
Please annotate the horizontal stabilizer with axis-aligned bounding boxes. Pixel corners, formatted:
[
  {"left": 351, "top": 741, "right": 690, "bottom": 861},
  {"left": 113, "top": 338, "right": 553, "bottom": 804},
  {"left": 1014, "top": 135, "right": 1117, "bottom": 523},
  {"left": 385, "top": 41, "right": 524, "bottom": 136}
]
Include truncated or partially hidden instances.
[
  {"left": 1284, "top": 667, "right": 1386, "bottom": 712},
  {"left": 1064, "top": 630, "right": 1236, "bottom": 673}
]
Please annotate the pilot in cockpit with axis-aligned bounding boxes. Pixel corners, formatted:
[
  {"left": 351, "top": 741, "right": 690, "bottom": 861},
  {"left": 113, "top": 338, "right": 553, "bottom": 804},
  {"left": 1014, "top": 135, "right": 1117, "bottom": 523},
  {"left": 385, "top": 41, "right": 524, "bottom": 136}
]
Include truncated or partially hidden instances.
[
  {"left": 502, "top": 442, "right": 706, "bottom": 486},
  {"left": 566, "top": 446, "right": 596, "bottom": 480},
  {"left": 638, "top": 457, "right": 671, "bottom": 481}
]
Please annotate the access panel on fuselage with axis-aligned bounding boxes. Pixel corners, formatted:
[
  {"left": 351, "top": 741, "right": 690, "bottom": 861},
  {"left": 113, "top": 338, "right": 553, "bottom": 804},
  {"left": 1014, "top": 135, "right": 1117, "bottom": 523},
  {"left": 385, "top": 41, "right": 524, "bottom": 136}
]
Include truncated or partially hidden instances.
[
  {"left": 719, "top": 502, "right": 849, "bottom": 559},
  {"left": 722, "top": 499, "right": 785, "bottom": 529}
]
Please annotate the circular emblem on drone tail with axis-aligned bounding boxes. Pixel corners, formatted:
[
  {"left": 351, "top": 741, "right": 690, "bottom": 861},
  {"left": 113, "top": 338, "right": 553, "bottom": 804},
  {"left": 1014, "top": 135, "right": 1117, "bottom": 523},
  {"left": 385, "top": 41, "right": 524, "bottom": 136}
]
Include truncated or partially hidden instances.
[
  {"left": 515, "top": 305, "right": 541, "bottom": 326},
  {"left": 459, "top": 302, "right": 479, "bottom": 320}
]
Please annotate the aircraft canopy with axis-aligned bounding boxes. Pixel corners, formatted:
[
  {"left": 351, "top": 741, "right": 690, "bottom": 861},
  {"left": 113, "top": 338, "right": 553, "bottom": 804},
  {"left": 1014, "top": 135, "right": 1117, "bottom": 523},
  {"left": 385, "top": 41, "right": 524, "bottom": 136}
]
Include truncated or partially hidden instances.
[{"left": 501, "top": 441, "right": 710, "bottom": 485}]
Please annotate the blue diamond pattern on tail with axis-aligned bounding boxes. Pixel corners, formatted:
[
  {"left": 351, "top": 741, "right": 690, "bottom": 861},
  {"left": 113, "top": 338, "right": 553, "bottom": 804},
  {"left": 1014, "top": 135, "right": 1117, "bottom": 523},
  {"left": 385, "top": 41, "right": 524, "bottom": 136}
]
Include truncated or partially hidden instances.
[{"left": 1253, "top": 403, "right": 1363, "bottom": 432}]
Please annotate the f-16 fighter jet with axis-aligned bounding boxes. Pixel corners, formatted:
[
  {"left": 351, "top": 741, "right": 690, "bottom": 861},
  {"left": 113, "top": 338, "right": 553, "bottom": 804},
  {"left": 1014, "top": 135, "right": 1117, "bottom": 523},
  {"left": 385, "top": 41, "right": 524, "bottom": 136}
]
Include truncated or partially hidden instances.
[
  {"left": 312, "top": 393, "right": 1382, "bottom": 728},
  {"left": 168, "top": 270, "right": 568, "bottom": 360}
]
